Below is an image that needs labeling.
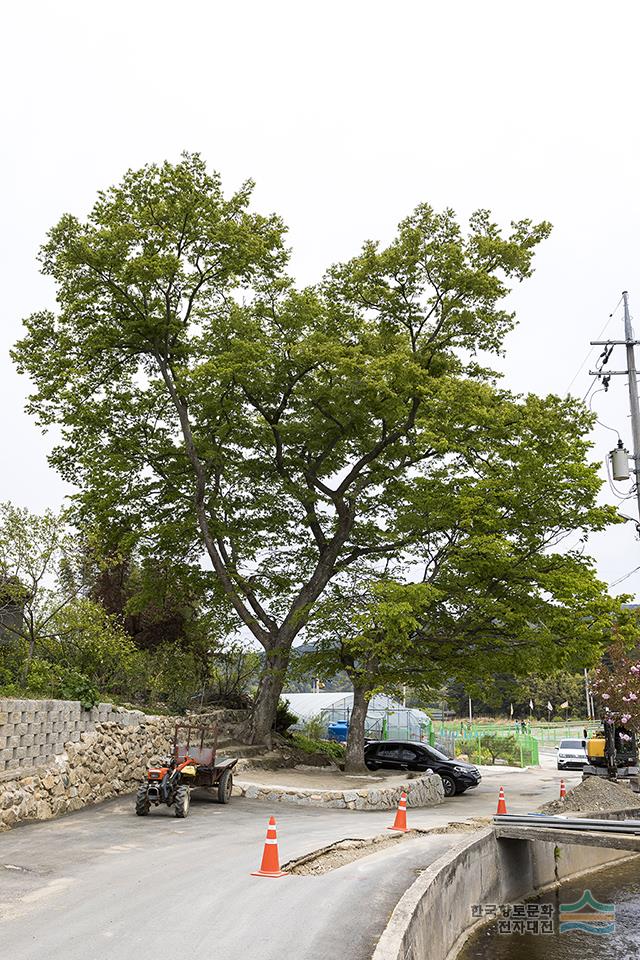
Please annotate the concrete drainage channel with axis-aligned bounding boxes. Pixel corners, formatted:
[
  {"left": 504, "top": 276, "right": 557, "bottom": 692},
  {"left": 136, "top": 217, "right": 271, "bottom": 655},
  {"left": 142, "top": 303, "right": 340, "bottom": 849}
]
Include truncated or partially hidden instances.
[{"left": 371, "top": 817, "right": 640, "bottom": 960}]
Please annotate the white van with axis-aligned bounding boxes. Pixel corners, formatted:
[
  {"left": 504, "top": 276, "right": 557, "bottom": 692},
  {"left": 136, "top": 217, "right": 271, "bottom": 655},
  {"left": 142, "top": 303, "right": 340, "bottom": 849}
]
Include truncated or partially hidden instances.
[{"left": 556, "top": 738, "right": 588, "bottom": 770}]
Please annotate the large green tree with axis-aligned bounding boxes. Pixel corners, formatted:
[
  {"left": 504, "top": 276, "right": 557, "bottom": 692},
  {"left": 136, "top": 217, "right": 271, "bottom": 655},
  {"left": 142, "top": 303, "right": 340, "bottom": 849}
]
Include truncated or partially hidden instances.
[
  {"left": 304, "top": 386, "right": 629, "bottom": 771},
  {"left": 14, "top": 154, "right": 565, "bottom": 742}
]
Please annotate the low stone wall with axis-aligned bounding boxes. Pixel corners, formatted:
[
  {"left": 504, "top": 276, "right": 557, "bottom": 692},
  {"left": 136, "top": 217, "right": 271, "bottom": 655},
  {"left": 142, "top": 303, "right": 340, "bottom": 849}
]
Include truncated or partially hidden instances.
[
  {"left": 235, "top": 772, "right": 444, "bottom": 809},
  {"left": 0, "top": 698, "right": 149, "bottom": 772},
  {"left": 0, "top": 705, "right": 175, "bottom": 831},
  {"left": 372, "top": 816, "right": 639, "bottom": 960}
]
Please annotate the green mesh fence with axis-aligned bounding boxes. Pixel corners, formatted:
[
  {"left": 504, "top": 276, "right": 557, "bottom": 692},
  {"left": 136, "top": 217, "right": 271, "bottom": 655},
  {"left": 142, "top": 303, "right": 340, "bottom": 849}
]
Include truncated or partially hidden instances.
[
  {"left": 436, "top": 724, "right": 540, "bottom": 767},
  {"left": 440, "top": 720, "right": 587, "bottom": 745}
]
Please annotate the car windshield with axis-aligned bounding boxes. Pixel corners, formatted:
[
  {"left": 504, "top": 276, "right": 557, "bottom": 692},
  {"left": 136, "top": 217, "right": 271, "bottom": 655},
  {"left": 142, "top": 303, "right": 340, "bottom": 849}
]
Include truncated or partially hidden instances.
[
  {"left": 426, "top": 745, "right": 450, "bottom": 761},
  {"left": 560, "top": 740, "right": 585, "bottom": 749}
]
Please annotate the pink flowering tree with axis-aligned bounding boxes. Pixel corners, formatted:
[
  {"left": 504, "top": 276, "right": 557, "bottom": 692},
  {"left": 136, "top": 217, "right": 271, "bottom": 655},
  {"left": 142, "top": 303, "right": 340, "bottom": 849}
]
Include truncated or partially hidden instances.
[{"left": 592, "top": 644, "right": 640, "bottom": 736}]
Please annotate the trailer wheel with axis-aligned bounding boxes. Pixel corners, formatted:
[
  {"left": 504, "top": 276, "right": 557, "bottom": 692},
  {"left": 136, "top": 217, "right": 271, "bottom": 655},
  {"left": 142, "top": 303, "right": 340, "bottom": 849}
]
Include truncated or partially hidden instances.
[
  {"left": 174, "top": 785, "right": 191, "bottom": 818},
  {"left": 217, "top": 770, "right": 233, "bottom": 804},
  {"left": 135, "top": 784, "right": 150, "bottom": 816}
]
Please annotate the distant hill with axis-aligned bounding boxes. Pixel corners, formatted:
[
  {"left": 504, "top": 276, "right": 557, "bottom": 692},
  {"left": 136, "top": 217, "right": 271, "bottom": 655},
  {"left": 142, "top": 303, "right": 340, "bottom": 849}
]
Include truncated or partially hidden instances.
[{"left": 284, "top": 642, "right": 351, "bottom": 693}]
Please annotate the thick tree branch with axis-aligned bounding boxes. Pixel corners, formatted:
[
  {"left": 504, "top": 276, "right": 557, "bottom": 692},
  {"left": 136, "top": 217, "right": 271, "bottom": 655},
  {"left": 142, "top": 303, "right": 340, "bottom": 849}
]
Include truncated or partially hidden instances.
[{"left": 152, "top": 348, "right": 271, "bottom": 647}]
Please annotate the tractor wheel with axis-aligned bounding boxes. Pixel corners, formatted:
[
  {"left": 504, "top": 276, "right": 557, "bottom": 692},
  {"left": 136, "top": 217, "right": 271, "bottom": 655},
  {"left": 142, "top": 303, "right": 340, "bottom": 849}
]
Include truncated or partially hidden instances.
[
  {"left": 217, "top": 769, "right": 233, "bottom": 804},
  {"left": 174, "top": 785, "right": 191, "bottom": 818},
  {"left": 135, "top": 784, "right": 150, "bottom": 816}
]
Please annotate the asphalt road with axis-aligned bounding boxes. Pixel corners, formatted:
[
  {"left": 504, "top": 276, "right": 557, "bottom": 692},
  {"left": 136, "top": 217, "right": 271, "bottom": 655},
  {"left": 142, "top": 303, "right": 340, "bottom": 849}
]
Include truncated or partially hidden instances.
[
  {"left": 0, "top": 795, "right": 457, "bottom": 960},
  {"left": 0, "top": 762, "right": 578, "bottom": 960}
]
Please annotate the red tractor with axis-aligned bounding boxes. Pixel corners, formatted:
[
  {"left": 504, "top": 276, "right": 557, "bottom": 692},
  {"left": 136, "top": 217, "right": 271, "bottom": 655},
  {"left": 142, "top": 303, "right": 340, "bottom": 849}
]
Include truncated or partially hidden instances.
[{"left": 136, "top": 721, "right": 237, "bottom": 818}]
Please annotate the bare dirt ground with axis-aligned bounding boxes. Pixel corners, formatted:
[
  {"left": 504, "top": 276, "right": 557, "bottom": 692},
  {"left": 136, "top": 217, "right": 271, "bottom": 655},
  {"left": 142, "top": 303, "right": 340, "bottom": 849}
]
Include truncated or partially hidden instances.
[
  {"left": 284, "top": 833, "right": 409, "bottom": 874},
  {"left": 236, "top": 766, "right": 417, "bottom": 790},
  {"left": 283, "top": 819, "right": 491, "bottom": 875}
]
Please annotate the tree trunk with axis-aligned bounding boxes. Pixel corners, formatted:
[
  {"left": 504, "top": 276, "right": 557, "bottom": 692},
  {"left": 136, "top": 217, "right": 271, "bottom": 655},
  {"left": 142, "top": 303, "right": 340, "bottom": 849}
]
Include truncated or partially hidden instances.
[
  {"left": 345, "top": 681, "right": 369, "bottom": 773},
  {"left": 250, "top": 642, "right": 290, "bottom": 746},
  {"left": 20, "top": 627, "right": 36, "bottom": 684}
]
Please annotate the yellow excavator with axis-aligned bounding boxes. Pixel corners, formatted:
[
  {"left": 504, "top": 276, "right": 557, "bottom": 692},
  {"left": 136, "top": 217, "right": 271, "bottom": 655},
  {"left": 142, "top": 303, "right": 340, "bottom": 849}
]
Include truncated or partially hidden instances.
[{"left": 584, "top": 718, "right": 638, "bottom": 782}]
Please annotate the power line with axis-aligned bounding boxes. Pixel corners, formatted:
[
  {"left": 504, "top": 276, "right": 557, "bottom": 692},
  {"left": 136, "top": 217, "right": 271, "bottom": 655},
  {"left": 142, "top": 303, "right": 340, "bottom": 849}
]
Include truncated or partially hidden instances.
[
  {"left": 610, "top": 564, "right": 640, "bottom": 588},
  {"left": 589, "top": 387, "right": 620, "bottom": 438},
  {"left": 567, "top": 296, "right": 623, "bottom": 396}
]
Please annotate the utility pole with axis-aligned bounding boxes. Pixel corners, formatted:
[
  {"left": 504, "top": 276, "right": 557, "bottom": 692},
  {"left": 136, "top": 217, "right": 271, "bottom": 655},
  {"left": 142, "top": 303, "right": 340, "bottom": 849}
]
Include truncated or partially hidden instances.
[
  {"left": 623, "top": 291, "right": 640, "bottom": 523},
  {"left": 584, "top": 668, "right": 593, "bottom": 721},
  {"left": 590, "top": 291, "right": 640, "bottom": 523}
]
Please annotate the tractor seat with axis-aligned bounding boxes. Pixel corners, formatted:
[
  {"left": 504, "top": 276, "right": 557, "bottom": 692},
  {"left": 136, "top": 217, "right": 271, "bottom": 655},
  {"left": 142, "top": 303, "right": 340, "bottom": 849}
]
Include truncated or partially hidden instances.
[{"left": 177, "top": 745, "right": 215, "bottom": 766}]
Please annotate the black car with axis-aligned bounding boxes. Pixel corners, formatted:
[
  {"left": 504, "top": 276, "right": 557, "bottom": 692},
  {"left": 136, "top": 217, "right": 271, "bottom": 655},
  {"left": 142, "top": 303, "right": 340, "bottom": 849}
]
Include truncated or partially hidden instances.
[{"left": 363, "top": 740, "right": 481, "bottom": 797}]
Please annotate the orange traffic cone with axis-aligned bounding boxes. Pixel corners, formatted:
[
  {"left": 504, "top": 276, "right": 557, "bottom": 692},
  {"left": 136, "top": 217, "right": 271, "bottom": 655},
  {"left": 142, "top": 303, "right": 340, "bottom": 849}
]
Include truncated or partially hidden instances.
[
  {"left": 251, "top": 816, "right": 287, "bottom": 878},
  {"left": 496, "top": 785, "right": 508, "bottom": 815},
  {"left": 387, "top": 791, "right": 409, "bottom": 832},
  {"left": 560, "top": 779, "right": 566, "bottom": 800}
]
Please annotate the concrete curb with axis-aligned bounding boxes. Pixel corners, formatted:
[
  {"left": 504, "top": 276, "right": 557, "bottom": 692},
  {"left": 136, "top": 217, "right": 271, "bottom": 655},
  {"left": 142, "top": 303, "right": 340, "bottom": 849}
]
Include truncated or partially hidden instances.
[{"left": 234, "top": 772, "right": 445, "bottom": 809}]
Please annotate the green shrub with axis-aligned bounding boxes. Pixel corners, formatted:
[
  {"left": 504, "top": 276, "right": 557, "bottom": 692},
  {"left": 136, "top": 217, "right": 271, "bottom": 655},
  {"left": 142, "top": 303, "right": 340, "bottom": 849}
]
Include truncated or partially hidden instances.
[
  {"left": 47, "top": 599, "right": 140, "bottom": 694},
  {"left": 303, "top": 714, "right": 326, "bottom": 740},
  {"left": 8, "top": 658, "right": 101, "bottom": 709},
  {"left": 455, "top": 740, "right": 492, "bottom": 764},
  {"left": 274, "top": 698, "right": 298, "bottom": 733},
  {"left": 145, "top": 642, "right": 200, "bottom": 713},
  {"left": 289, "top": 732, "right": 345, "bottom": 761}
]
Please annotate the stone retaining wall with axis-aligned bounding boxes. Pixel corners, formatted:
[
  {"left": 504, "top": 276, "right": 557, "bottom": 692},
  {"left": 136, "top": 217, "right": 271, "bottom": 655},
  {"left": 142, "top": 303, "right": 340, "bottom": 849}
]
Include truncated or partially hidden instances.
[
  {"left": 235, "top": 772, "right": 445, "bottom": 809},
  {"left": 0, "top": 700, "right": 176, "bottom": 831},
  {"left": 0, "top": 698, "right": 148, "bottom": 772}
]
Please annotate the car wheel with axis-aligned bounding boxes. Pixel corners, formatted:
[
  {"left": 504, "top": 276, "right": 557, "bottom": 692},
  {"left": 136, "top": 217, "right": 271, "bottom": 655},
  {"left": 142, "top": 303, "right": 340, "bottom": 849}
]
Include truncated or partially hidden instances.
[
  {"left": 366, "top": 762, "right": 379, "bottom": 771},
  {"left": 440, "top": 774, "right": 457, "bottom": 798}
]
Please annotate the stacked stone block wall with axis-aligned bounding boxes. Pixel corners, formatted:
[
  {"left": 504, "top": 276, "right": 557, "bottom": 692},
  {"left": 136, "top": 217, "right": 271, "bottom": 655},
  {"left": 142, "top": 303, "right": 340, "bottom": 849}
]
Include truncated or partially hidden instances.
[
  {"left": 0, "top": 698, "right": 176, "bottom": 831},
  {"left": 0, "top": 699, "right": 147, "bottom": 773}
]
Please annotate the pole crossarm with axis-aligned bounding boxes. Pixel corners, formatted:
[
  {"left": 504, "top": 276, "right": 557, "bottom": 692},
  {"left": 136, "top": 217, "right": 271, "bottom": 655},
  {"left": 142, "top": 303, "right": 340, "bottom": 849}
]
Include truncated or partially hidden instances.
[
  {"left": 589, "top": 292, "right": 640, "bottom": 525},
  {"left": 588, "top": 370, "right": 629, "bottom": 376}
]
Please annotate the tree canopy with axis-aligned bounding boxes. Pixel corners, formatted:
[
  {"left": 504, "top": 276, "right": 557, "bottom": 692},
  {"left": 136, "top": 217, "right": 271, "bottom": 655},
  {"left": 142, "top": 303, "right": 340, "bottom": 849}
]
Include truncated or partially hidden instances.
[
  {"left": 14, "top": 152, "right": 621, "bottom": 742},
  {"left": 592, "top": 640, "right": 640, "bottom": 731},
  {"left": 302, "top": 389, "right": 631, "bottom": 769},
  {"left": 0, "top": 502, "right": 90, "bottom": 672}
]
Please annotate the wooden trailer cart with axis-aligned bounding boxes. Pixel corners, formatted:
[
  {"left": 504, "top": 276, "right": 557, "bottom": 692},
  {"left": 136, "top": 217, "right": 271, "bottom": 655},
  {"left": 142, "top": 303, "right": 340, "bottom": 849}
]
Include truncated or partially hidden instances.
[{"left": 135, "top": 720, "right": 238, "bottom": 817}]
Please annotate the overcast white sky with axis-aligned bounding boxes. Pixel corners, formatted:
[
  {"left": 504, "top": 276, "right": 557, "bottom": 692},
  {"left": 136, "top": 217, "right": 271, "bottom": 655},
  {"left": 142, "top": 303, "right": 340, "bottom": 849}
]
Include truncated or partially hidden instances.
[{"left": 2, "top": 1, "right": 640, "bottom": 597}]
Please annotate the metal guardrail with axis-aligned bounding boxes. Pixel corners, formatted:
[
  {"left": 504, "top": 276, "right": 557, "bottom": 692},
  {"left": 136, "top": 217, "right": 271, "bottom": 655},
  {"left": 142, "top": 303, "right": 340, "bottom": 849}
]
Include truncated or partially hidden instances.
[{"left": 493, "top": 813, "right": 640, "bottom": 835}]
